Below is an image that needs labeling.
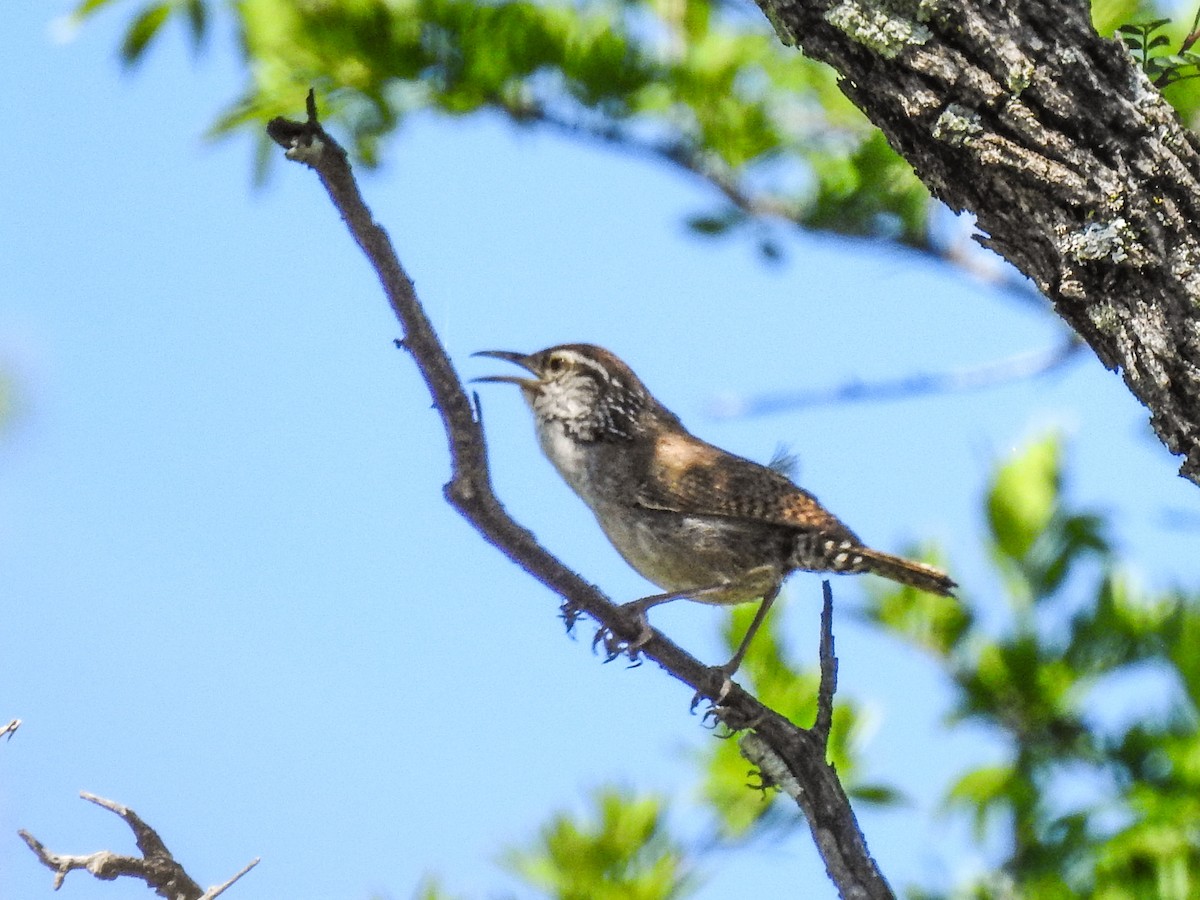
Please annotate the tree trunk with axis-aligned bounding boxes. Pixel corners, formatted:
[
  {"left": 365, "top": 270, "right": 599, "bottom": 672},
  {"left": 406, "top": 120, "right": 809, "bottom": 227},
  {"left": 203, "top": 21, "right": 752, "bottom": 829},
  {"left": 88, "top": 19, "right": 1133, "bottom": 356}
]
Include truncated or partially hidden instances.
[{"left": 756, "top": 0, "right": 1200, "bottom": 484}]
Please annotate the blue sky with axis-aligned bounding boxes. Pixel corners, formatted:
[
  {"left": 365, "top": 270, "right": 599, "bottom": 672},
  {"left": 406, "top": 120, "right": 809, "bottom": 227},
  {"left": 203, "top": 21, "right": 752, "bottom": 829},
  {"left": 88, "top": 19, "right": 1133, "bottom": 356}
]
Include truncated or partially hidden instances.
[{"left": 3, "top": 5, "right": 1198, "bottom": 899}]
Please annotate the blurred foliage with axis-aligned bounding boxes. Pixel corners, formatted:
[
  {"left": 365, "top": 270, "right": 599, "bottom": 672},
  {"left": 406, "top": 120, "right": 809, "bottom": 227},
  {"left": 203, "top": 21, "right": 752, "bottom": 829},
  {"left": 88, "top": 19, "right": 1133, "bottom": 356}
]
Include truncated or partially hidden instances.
[
  {"left": 503, "top": 788, "right": 698, "bottom": 899},
  {"left": 74, "top": 0, "right": 932, "bottom": 256},
  {"left": 415, "top": 436, "right": 1200, "bottom": 899},
  {"left": 866, "top": 434, "right": 1200, "bottom": 898},
  {"left": 1106, "top": 3, "right": 1200, "bottom": 115},
  {"left": 69, "top": 0, "right": 1200, "bottom": 260},
  {"left": 1119, "top": 6, "right": 1200, "bottom": 91},
  {"left": 700, "top": 594, "right": 899, "bottom": 843},
  {"left": 423, "top": 589, "right": 891, "bottom": 900},
  {"left": 409, "top": 879, "right": 467, "bottom": 900}
]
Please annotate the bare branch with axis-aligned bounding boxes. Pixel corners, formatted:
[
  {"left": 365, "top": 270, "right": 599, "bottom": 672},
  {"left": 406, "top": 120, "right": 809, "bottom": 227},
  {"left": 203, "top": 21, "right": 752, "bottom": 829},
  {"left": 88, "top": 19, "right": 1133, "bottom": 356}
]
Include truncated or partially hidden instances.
[
  {"left": 19, "top": 793, "right": 257, "bottom": 900},
  {"left": 0, "top": 718, "right": 20, "bottom": 741},
  {"left": 520, "top": 101, "right": 1044, "bottom": 299},
  {"left": 813, "top": 581, "right": 837, "bottom": 746},
  {"left": 739, "top": 725, "right": 882, "bottom": 895},
  {"left": 266, "top": 91, "right": 895, "bottom": 900},
  {"left": 519, "top": 104, "right": 802, "bottom": 221},
  {"left": 709, "top": 337, "right": 1083, "bottom": 419},
  {"left": 199, "top": 857, "right": 262, "bottom": 900}
]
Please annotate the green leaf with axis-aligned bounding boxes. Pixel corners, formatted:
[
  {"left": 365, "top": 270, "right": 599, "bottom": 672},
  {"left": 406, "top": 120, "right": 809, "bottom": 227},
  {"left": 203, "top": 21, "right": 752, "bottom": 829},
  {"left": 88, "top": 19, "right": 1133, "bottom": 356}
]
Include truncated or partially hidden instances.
[
  {"left": 120, "top": 2, "right": 172, "bottom": 66},
  {"left": 945, "top": 764, "right": 1014, "bottom": 840},
  {"left": 411, "top": 875, "right": 468, "bottom": 900},
  {"left": 681, "top": 0, "right": 709, "bottom": 42},
  {"left": 986, "top": 433, "right": 1060, "bottom": 563},
  {"left": 848, "top": 783, "right": 906, "bottom": 806},
  {"left": 1157, "top": 54, "right": 1187, "bottom": 68},
  {"left": 505, "top": 788, "right": 698, "bottom": 900},
  {"left": 184, "top": 0, "right": 208, "bottom": 48},
  {"left": 73, "top": 0, "right": 121, "bottom": 18},
  {"left": 686, "top": 211, "right": 740, "bottom": 235},
  {"left": 701, "top": 735, "right": 784, "bottom": 840},
  {"left": 79, "top": 0, "right": 942, "bottom": 250},
  {"left": 1098, "top": 0, "right": 1154, "bottom": 35},
  {"left": 1166, "top": 599, "right": 1200, "bottom": 711}
]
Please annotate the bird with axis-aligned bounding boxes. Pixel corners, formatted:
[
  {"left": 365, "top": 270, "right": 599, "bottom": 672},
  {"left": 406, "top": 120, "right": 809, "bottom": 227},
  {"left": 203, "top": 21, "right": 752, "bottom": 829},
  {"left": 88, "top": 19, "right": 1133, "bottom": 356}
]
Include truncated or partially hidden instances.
[{"left": 474, "top": 343, "right": 955, "bottom": 681}]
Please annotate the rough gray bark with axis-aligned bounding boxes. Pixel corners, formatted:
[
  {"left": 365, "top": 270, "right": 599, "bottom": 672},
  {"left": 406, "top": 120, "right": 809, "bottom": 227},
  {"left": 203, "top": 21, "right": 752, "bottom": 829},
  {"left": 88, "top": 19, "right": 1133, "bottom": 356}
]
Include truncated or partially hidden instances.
[{"left": 755, "top": 0, "right": 1200, "bottom": 485}]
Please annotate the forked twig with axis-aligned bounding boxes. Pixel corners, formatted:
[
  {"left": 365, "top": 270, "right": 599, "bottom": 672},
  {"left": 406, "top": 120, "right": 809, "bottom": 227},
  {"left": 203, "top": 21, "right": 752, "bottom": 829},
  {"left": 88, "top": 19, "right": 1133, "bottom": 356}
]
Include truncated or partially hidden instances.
[{"left": 20, "top": 793, "right": 259, "bottom": 899}]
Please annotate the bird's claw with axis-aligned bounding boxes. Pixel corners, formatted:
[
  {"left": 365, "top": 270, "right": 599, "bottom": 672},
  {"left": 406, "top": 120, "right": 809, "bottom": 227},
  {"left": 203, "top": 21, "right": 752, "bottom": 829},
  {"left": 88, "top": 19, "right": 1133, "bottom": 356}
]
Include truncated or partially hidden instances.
[
  {"left": 591, "top": 626, "right": 650, "bottom": 665},
  {"left": 591, "top": 626, "right": 641, "bottom": 664},
  {"left": 689, "top": 683, "right": 731, "bottom": 714},
  {"left": 559, "top": 600, "right": 584, "bottom": 634},
  {"left": 592, "top": 605, "right": 654, "bottom": 664},
  {"left": 690, "top": 663, "right": 738, "bottom": 714}
]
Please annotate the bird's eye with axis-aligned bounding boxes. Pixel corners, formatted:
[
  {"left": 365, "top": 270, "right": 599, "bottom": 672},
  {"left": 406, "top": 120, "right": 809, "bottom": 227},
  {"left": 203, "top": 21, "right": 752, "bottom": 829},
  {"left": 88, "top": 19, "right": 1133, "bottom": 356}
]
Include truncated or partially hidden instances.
[{"left": 546, "top": 355, "right": 564, "bottom": 374}]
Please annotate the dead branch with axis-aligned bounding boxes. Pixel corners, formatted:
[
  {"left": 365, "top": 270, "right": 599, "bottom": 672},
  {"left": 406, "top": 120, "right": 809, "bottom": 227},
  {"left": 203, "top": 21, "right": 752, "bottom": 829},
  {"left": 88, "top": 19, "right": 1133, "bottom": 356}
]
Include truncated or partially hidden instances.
[{"left": 19, "top": 792, "right": 259, "bottom": 899}]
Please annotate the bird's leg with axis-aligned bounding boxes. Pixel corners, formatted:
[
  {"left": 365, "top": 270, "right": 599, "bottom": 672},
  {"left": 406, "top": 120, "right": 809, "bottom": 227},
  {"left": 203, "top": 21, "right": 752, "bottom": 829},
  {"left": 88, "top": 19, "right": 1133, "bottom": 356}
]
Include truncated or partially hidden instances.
[
  {"left": 691, "top": 578, "right": 782, "bottom": 710},
  {"left": 593, "top": 588, "right": 695, "bottom": 662},
  {"left": 707, "top": 585, "right": 781, "bottom": 704},
  {"left": 595, "top": 568, "right": 782, "bottom": 674}
]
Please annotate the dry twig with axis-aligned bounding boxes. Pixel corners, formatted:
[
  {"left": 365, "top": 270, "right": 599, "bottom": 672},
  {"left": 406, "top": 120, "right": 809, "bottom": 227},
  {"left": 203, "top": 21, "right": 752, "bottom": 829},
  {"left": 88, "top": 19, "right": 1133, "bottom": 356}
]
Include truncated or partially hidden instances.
[
  {"left": 710, "top": 338, "right": 1083, "bottom": 419},
  {"left": 813, "top": 581, "right": 838, "bottom": 746},
  {"left": 19, "top": 792, "right": 259, "bottom": 899}
]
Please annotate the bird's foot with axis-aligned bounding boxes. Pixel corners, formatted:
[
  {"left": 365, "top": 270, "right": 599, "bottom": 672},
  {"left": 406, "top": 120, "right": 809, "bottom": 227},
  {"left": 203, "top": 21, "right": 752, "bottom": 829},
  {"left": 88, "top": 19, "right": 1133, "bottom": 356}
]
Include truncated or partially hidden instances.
[
  {"left": 690, "top": 663, "right": 736, "bottom": 712},
  {"left": 689, "top": 652, "right": 758, "bottom": 716},
  {"left": 592, "top": 602, "right": 654, "bottom": 664}
]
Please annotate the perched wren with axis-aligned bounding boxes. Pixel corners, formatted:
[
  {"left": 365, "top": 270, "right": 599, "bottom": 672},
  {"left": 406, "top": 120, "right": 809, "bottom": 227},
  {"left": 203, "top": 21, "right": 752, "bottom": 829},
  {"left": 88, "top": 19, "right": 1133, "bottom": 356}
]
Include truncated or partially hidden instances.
[{"left": 475, "top": 344, "right": 955, "bottom": 678}]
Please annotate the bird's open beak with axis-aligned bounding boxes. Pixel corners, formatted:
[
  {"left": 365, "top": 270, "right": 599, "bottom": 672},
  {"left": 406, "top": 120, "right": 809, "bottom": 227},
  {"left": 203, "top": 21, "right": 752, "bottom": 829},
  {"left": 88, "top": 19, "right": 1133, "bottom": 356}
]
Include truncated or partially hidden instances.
[{"left": 471, "top": 350, "right": 539, "bottom": 388}]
